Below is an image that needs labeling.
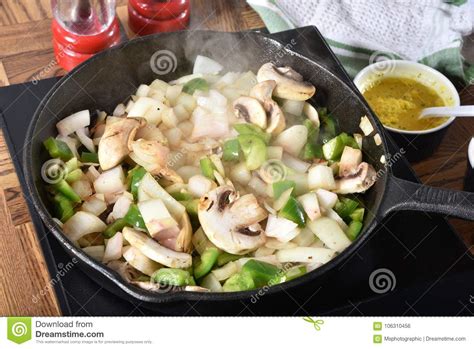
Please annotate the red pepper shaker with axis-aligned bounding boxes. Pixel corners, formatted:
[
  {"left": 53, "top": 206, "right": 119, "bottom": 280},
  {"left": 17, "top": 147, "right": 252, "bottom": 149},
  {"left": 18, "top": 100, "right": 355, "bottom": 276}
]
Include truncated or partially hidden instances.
[
  {"left": 128, "top": 0, "right": 190, "bottom": 36},
  {"left": 51, "top": 0, "right": 122, "bottom": 71}
]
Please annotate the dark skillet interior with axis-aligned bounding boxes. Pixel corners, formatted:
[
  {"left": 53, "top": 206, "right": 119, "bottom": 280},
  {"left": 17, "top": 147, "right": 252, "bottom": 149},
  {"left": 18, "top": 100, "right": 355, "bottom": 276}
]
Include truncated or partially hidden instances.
[{"left": 24, "top": 30, "right": 388, "bottom": 305}]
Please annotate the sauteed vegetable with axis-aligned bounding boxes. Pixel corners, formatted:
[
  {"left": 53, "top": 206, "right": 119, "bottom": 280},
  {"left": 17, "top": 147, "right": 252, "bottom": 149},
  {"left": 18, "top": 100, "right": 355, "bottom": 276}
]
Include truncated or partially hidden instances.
[{"left": 41, "top": 56, "right": 377, "bottom": 292}]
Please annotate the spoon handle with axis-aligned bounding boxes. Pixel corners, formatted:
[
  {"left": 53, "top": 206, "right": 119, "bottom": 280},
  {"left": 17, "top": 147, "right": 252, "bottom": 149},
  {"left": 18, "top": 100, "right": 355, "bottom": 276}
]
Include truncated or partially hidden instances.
[{"left": 419, "top": 105, "right": 474, "bottom": 118}]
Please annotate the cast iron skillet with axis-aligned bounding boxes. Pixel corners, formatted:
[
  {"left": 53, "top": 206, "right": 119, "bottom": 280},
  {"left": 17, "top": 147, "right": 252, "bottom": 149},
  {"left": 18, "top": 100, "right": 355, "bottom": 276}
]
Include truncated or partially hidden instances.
[{"left": 23, "top": 30, "right": 474, "bottom": 312}]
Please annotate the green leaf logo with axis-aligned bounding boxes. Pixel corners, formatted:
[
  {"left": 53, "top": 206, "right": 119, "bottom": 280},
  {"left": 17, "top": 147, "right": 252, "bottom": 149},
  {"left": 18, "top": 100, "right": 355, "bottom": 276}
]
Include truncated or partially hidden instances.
[
  {"left": 7, "top": 317, "right": 32, "bottom": 344},
  {"left": 303, "top": 316, "right": 324, "bottom": 331}
]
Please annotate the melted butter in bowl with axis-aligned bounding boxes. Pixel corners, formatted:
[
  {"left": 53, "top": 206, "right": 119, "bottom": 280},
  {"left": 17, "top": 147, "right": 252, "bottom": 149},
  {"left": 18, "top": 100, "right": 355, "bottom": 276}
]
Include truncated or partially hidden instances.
[
  {"left": 354, "top": 60, "right": 459, "bottom": 135},
  {"left": 362, "top": 77, "right": 449, "bottom": 131}
]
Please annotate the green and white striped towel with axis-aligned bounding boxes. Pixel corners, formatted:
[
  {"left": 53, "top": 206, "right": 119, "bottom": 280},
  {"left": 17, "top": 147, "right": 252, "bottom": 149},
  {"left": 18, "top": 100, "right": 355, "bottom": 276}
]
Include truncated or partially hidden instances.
[{"left": 247, "top": 0, "right": 474, "bottom": 84}]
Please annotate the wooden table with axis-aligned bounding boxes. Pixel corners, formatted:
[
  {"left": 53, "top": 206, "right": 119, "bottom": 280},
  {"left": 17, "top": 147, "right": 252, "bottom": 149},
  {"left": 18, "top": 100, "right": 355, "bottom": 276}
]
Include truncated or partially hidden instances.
[{"left": 0, "top": 0, "right": 472, "bottom": 316}]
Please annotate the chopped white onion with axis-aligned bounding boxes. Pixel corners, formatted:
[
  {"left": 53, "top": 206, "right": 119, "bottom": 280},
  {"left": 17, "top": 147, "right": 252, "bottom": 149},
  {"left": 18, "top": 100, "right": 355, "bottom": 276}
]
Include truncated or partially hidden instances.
[
  {"left": 276, "top": 247, "right": 336, "bottom": 264},
  {"left": 82, "top": 245, "right": 105, "bottom": 261},
  {"left": 291, "top": 227, "right": 316, "bottom": 247},
  {"left": 63, "top": 211, "right": 107, "bottom": 241},
  {"left": 86, "top": 165, "right": 101, "bottom": 183},
  {"left": 56, "top": 110, "right": 90, "bottom": 136},
  {"left": 315, "top": 188, "right": 338, "bottom": 209},
  {"left": 359, "top": 115, "right": 374, "bottom": 136},
  {"left": 136, "top": 84, "right": 151, "bottom": 97},
  {"left": 274, "top": 125, "right": 308, "bottom": 157},
  {"left": 137, "top": 173, "right": 185, "bottom": 219},
  {"left": 113, "top": 103, "right": 126, "bottom": 116},
  {"left": 103, "top": 232, "right": 123, "bottom": 263},
  {"left": 265, "top": 215, "right": 299, "bottom": 242},
  {"left": 122, "top": 227, "right": 191, "bottom": 268},
  {"left": 200, "top": 273, "right": 223, "bottom": 292},
  {"left": 265, "top": 238, "right": 298, "bottom": 250},
  {"left": 281, "top": 152, "right": 311, "bottom": 173},
  {"left": 71, "top": 180, "right": 92, "bottom": 200},
  {"left": 230, "top": 162, "right": 251, "bottom": 185},
  {"left": 281, "top": 99, "right": 304, "bottom": 116},
  {"left": 307, "top": 217, "right": 351, "bottom": 252},
  {"left": 188, "top": 174, "right": 215, "bottom": 198},
  {"left": 112, "top": 194, "right": 132, "bottom": 220},
  {"left": 93, "top": 165, "right": 125, "bottom": 195},
  {"left": 81, "top": 195, "right": 107, "bottom": 216},
  {"left": 193, "top": 55, "right": 223, "bottom": 75},
  {"left": 76, "top": 127, "right": 95, "bottom": 153},
  {"left": 308, "top": 164, "right": 336, "bottom": 190},
  {"left": 297, "top": 192, "right": 321, "bottom": 221},
  {"left": 176, "top": 166, "right": 201, "bottom": 182},
  {"left": 211, "top": 261, "right": 239, "bottom": 281}
]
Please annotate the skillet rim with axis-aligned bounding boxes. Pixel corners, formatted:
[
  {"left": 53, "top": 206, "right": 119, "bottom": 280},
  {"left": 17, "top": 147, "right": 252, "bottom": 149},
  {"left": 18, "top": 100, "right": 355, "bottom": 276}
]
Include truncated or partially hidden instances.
[{"left": 23, "top": 29, "right": 390, "bottom": 303}]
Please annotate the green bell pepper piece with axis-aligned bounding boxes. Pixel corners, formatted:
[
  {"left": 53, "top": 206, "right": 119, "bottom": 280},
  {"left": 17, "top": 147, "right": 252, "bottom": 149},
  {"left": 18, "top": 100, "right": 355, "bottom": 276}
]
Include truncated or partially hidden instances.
[
  {"left": 317, "top": 107, "right": 328, "bottom": 116},
  {"left": 339, "top": 132, "right": 359, "bottom": 149},
  {"left": 52, "top": 180, "right": 81, "bottom": 204},
  {"left": 182, "top": 78, "right": 209, "bottom": 94},
  {"left": 301, "top": 142, "right": 323, "bottom": 160},
  {"left": 65, "top": 168, "right": 83, "bottom": 183},
  {"left": 222, "top": 272, "right": 255, "bottom": 292},
  {"left": 200, "top": 157, "right": 216, "bottom": 180},
  {"left": 350, "top": 207, "right": 365, "bottom": 222},
  {"left": 124, "top": 204, "right": 147, "bottom": 231},
  {"left": 319, "top": 114, "right": 338, "bottom": 144},
  {"left": 237, "top": 134, "right": 267, "bottom": 171},
  {"left": 334, "top": 197, "right": 359, "bottom": 221},
  {"left": 194, "top": 247, "right": 219, "bottom": 279},
  {"left": 322, "top": 135, "right": 345, "bottom": 160},
  {"left": 304, "top": 119, "right": 319, "bottom": 140},
  {"left": 80, "top": 151, "right": 99, "bottom": 163},
  {"left": 241, "top": 259, "right": 281, "bottom": 288},
  {"left": 52, "top": 193, "right": 75, "bottom": 223},
  {"left": 233, "top": 124, "right": 271, "bottom": 144},
  {"left": 279, "top": 196, "right": 306, "bottom": 227},
  {"left": 103, "top": 218, "right": 128, "bottom": 238},
  {"left": 279, "top": 265, "right": 307, "bottom": 283},
  {"left": 222, "top": 139, "right": 241, "bottom": 161},
  {"left": 65, "top": 157, "right": 80, "bottom": 173},
  {"left": 171, "top": 191, "right": 193, "bottom": 201},
  {"left": 128, "top": 166, "right": 147, "bottom": 200},
  {"left": 43, "top": 137, "right": 74, "bottom": 161},
  {"left": 217, "top": 252, "right": 241, "bottom": 267},
  {"left": 272, "top": 180, "right": 295, "bottom": 200},
  {"left": 181, "top": 199, "right": 199, "bottom": 217},
  {"left": 152, "top": 268, "right": 196, "bottom": 286},
  {"left": 346, "top": 220, "right": 363, "bottom": 241}
]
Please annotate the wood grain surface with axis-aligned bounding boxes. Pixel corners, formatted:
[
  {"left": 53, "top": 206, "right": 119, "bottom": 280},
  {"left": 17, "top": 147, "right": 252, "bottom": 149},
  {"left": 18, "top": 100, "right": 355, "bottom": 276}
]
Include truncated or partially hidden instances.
[{"left": 0, "top": 0, "right": 472, "bottom": 316}]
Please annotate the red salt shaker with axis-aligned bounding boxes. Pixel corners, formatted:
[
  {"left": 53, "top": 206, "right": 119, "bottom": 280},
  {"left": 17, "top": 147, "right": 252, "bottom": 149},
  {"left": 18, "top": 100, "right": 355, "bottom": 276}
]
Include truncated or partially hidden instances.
[
  {"left": 128, "top": 0, "right": 190, "bottom": 36},
  {"left": 51, "top": 0, "right": 122, "bottom": 71}
]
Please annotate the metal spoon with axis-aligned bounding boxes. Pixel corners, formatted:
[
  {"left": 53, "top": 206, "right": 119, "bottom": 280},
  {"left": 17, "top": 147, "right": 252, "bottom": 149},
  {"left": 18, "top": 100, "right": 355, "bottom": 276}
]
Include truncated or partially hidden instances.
[{"left": 419, "top": 105, "right": 474, "bottom": 118}]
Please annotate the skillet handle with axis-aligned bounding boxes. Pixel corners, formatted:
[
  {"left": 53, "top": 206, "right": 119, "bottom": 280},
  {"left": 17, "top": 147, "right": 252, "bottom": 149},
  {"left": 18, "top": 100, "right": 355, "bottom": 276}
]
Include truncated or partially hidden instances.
[{"left": 379, "top": 176, "right": 474, "bottom": 220}]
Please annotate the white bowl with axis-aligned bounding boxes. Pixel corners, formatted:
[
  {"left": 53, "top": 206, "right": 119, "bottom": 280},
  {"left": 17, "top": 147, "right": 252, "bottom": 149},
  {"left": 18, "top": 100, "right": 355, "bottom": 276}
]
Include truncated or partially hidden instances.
[{"left": 353, "top": 60, "right": 460, "bottom": 135}]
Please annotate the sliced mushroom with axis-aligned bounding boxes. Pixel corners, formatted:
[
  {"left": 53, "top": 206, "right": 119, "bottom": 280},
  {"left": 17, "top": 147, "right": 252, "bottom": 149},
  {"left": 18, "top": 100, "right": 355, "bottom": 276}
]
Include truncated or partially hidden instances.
[
  {"left": 107, "top": 260, "right": 141, "bottom": 282},
  {"left": 198, "top": 185, "right": 268, "bottom": 255},
  {"left": 98, "top": 116, "right": 145, "bottom": 170},
  {"left": 175, "top": 212, "right": 193, "bottom": 253},
  {"left": 257, "top": 63, "right": 316, "bottom": 101},
  {"left": 263, "top": 99, "right": 286, "bottom": 135},
  {"left": 250, "top": 80, "right": 276, "bottom": 102},
  {"left": 232, "top": 96, "right": 267, "bottom": 129},
  {"left": 338, "top": 146, "right": 363, "bottom": 177},
  {"left": 334, "top": 162, "right": 377, "bottom": 194},
  {"left": 122, "top": 227, "right": 192, "bottom": 268},
  {"left": 130, "top": 139, "right": 168, "bottom": 171}
]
